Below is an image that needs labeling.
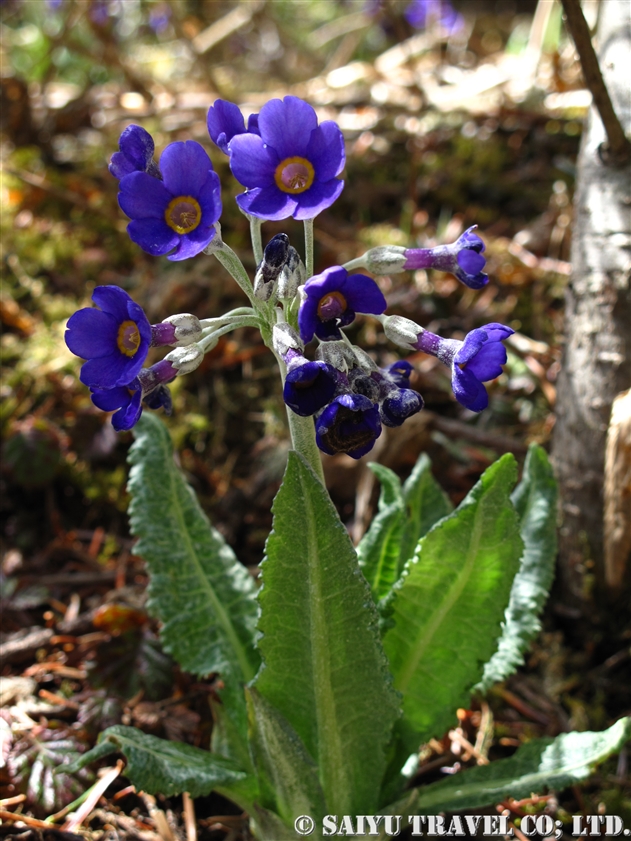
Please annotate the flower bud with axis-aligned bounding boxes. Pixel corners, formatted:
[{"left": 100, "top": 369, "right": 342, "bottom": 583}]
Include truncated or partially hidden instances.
[
  {"left": 254, "top": 233, "right": 290, "bottom": 300},
  {"left": 164, "top": 344, "right": 205, "bottom": 374},
  {"left": 278, "top": 246, "right": 305, "bottom": 300}
]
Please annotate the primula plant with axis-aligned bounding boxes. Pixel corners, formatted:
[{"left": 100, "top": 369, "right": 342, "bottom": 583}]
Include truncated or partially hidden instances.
[{"left": 67, "top": 97, "right": 630, "bottom": 839}]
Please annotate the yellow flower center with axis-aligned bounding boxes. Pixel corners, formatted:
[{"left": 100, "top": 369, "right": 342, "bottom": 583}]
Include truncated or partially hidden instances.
[
  {"left": 274, "top": 157, "right": 315, "bottom": 194},
  {"left": 165, "top": 196, "right": 202, "bottom": 234},
  {"left": 317, "top": 291, "right": 347, "bottom": 321},
  {"left": 117, "top": 320, "right": 141, "bottom": 357}
]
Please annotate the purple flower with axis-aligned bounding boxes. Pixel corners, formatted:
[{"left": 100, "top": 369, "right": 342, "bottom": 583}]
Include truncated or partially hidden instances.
[
  {"left": 65, "top": 286, "right": 151, "bottom": 389},
  {"left": 143, "top": 384, "right": 172, "bottom": 414},
  {"left": 109, "top": 125, "right": 160, "bottom": 180},
  {"left": 89, "top": 359, "right": 178, "bottom": 431},
  {"left": 404, "top": 226, "right": 488, "bottom": 289},
  {"left": 227, "top": 96, "right": 345, "bottom": 221},
  {"left": 349, "top": 360, "right": 423, "bottom": 428},
  {"left": 405, "top": 0, "right": 463, "bottom": 33},
  {"left": 298, "top": 266, "right": 387, "bottom": 343},
  {"left": 148, "top": 3, "right": 170, "bottom": 34},
  {"left": 316, "top": 393, "right": 381, "bottom": 459},
  {"left": 375, "top": 362, "right": 424, "bottom": 427},
  {"left": 382, "top": 359, "right": 414, "bottom": 388},
  {"left": 283, "top": 355, "right": 340, "bottom": 417},
  {"left": 380, "top": 387, "right": 423, "bottom": 427},
  {"left": 118, "top": 140, "right": 222, "bottom": 261},
  {"left": 415, "top": 323, "right": 514, "bottom": 412},
  {"left": 90, "top": 0, "right": 111, "bottom": 27},
  {"left": 91, "top": 380, "right": 143, "bottom": 431},
  {"left": 207, "top": 100, "right": 260, "bottom": 155}
]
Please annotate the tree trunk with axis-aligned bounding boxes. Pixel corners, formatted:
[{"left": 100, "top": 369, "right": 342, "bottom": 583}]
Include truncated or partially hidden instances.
[{"left": 552, "top": 0, "right": 631, "bottom": 612}]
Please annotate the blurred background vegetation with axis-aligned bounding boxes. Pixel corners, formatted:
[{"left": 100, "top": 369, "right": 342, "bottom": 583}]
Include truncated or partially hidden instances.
[{"left": 1, "top": 0, "right": 628, "bottom": 836}]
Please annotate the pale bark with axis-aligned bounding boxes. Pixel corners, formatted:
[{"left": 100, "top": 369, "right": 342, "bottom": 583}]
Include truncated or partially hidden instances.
[{"left": 551, "top": 0, "right": 631, "bottom": 607}]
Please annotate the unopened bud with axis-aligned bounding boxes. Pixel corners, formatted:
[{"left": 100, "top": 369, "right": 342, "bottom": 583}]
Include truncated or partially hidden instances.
[
  {"left": 382, "top": 315, "right": 422, "bottom": 350},
  {"left": 273, "top": 322, "right": 304, "bottom": 357},
  {"left": 363, "top": 245, "right": 407, "bottom": 275},
  {"left": 278, "top": 246, "right": 305, "bottom": 300},
  {"left": 158, "top": 313, "right": 203, "bottom": 347},
  {"left": 165, "top": 344, "right": 205, "bottom": 374},
  {"left": 254, "top": 233, "right": 290, "bottom": 300},
  {"left": 262, "top": 234, "right": 290, "bottom": 275}
]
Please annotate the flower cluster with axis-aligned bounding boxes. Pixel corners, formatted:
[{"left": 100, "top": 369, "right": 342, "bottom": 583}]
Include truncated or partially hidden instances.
[
  {"left": 65, "top": 95, "right": 513, "bottom": 454},
  {"left": 277, "top": 329, "right": 424, "bottom": 459}
]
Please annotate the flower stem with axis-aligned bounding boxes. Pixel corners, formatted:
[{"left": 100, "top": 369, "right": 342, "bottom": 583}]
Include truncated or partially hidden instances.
[
  {"left": 199, "top": 307, "right": 255, "bottom": 327},
  {"left": 249, "top": 215, "right": 263, "bottom": 264},
  {"left": 341, "top": 256, "right": 366, "bottom": 272},
  {"left": 213, "top": 245, "right": 255, "bottom": 302},
  {"left": 303, "top": 218, "right": 315, "bottom": 279},
  {"left": 275, "top": 350, "right": 325, "bottom": 484},
  {"left": 198, "top": 315, "right": 261, "bottom": 352}
]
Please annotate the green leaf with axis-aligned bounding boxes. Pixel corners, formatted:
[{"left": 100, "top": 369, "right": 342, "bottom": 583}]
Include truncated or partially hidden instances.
[
  {"left": 357, "top": 464, "right": 405, "bottom": 601},
  {"left": 64, "top": 725, "right": 256, "bottom": 804},
  {"left": 399, "top": 718, "right": 631, "bottom": 815},
  {"left": 254, "top": 452, "right": 400, "bottom": 816},
  {"left": 477, "top": 445, "right": 558, "bottom": 693},
  {"left": 383, "top": 455, "right": 522, "bottom": 748},
  {"left": 251, "top": 804, "right": 305, "bottom": 841},
  {"left": 246, "top": 687, "right": 326, "bottom": 824},
  {"left": 398, "top": 453, "right": 453, "bottom": 570},
  {"left": 358, "top": 456, "right": 453, "bottom": 604},
  {"left": 128, "top": 414, "right": 260, "bottom": 743}
]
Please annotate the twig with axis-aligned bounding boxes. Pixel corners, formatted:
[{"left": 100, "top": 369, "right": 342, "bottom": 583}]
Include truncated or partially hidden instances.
[
  {"left": 559, "top": 0, "right": 631, "bottom": 165},
  {"left": 192, "top": 1, "right": 264, "bottom": 54},
  {"left": 140, "top": 792, "right": 177, "bottom": 841},
  {"left": 0, "top": 810, "right": 51, "bottom": 828},
  {"left": 183, "top": 792, "right": 197, "bottom": 841},
  {"left": 0, "top": 626, "right": 54, "bottom": 665},
  {"left": 54, "top": 761, "right": 123, "bottom": 830},
  {"left": 448, "top": 729, "right": 490, "bottom": 765},
  {"left": 0, "top": 795, "right": 27, "bottom": 807}
]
